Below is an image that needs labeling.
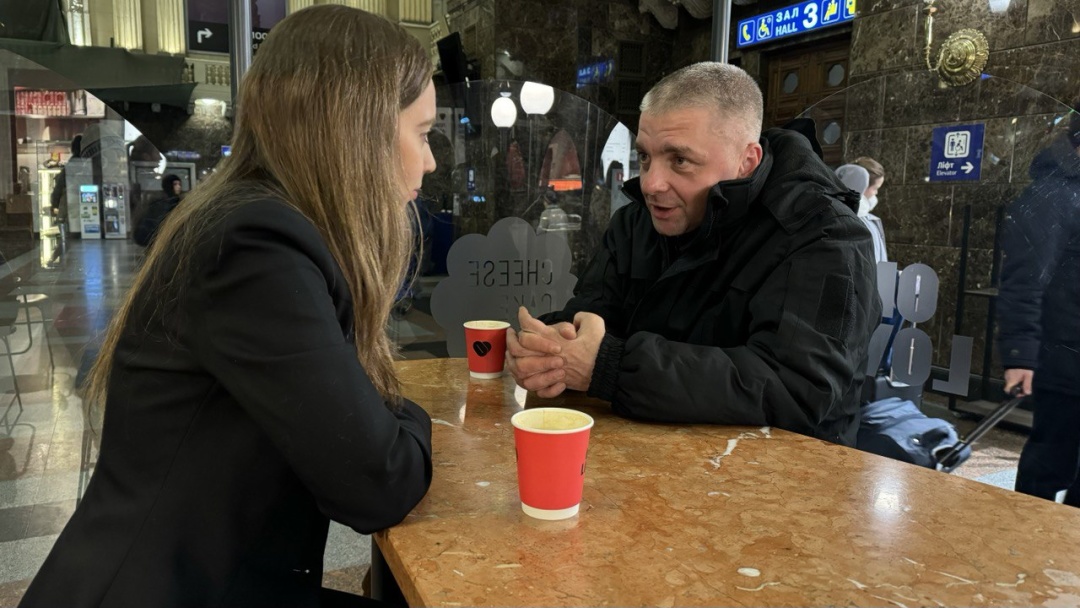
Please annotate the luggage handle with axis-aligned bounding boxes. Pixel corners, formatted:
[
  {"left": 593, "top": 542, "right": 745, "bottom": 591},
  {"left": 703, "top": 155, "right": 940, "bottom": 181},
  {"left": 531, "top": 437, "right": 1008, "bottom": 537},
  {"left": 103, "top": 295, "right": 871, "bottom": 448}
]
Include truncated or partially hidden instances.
[{"left": 934, "top": 386, "right": 1026, "bottom": 473}]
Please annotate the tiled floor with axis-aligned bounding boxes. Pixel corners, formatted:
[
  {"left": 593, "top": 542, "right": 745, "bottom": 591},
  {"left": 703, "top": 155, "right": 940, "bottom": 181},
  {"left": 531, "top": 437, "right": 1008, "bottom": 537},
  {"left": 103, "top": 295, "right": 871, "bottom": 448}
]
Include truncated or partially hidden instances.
[
  {"left": 0, "top": 238, "right": 140, "bottom": 605},
  {"left": 0, "top": 236, "right": 1048, "bottom": 606}
]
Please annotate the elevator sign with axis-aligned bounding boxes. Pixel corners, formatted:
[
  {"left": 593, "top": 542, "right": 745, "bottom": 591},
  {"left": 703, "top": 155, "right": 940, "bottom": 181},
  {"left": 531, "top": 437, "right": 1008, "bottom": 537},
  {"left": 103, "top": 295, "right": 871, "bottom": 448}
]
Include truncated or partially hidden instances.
[
  {"left": 929, "top": 123, "right": 985, "bottom": 182},
  {"left": 737, "top": 0, "right": 857, "bottom": 48}
]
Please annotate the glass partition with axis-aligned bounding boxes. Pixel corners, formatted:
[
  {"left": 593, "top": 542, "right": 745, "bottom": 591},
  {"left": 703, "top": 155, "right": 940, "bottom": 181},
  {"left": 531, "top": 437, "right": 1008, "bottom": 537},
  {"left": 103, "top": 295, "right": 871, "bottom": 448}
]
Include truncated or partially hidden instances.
[
  {"left": 0, "top": 49, "right": 175, "bottom": 506},
  {"left": 0, "top": 50, "right": 193, "bottom": 263},
  {"left": 797, "top": 71, "right": 1076, "bottom": 424},
  {"left": 394, "top": 80, "right": 632, "bottom": 358}
]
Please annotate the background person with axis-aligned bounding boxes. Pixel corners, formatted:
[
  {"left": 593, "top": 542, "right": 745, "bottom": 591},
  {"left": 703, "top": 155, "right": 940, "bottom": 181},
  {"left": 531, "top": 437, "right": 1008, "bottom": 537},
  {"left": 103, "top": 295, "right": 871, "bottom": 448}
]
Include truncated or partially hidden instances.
[{"left": 998, "top": 105, "right": 1080, "bottom": 507}]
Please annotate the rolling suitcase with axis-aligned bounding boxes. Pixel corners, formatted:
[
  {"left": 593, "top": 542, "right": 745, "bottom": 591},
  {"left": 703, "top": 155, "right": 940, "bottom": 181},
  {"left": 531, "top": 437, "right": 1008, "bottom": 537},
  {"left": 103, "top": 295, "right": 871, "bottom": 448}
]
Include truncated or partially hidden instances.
[
  {"left": 858, "top": 310, "right": 1025, "bottom": 473},
  {"left": 933, "top": 387, "right": 1027, "bottom": 472}
]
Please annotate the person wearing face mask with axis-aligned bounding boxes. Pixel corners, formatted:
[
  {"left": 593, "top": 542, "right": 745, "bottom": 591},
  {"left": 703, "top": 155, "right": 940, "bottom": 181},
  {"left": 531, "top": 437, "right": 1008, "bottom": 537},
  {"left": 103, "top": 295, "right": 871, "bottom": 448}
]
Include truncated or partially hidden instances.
[
  {"left": 836, "top": 158, "right": 887, "bottom": 264},
  {"left": 836, "top": 161, "right": 897, "bottom": 381},
  {"left": 856, "top": 157, "right": 887, "bottom": 263}
]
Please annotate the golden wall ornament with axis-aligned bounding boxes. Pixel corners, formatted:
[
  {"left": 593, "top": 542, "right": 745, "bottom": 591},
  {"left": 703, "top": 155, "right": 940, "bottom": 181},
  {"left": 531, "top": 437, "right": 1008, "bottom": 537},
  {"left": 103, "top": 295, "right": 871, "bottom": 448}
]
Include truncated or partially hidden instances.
[{"left": 923, "top": 2, "right": 990, "bottom": 86}]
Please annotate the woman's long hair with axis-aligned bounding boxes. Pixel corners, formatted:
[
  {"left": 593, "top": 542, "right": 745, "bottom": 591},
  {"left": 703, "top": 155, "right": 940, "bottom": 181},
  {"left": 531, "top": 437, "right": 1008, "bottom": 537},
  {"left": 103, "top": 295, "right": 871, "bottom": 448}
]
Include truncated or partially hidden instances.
[{"left": 84, "top": 5, "right": 431, "bottom": 408}]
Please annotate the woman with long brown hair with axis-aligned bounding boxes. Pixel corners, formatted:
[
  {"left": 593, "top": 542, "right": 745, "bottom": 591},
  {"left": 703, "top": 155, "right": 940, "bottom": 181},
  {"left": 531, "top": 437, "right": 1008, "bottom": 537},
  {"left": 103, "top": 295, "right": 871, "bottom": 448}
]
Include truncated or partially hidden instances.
[{"left": 20, "top": 6, "right": 436, "bottom": 607}]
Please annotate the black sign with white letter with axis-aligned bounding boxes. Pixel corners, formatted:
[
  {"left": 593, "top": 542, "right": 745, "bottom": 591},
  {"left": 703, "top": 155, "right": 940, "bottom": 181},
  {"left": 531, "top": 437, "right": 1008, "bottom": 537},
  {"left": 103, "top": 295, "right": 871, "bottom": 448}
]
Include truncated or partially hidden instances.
[
  {"left": 186, "top": 0, "right": 284, "bottom": 54},
  {"left": 187, "top": 20, "right": 228, "bottom": 53}
]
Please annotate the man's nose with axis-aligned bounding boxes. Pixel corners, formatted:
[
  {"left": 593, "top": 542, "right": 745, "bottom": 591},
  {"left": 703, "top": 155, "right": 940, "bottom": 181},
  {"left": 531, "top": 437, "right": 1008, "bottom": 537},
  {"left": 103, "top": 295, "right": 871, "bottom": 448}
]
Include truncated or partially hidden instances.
[{"left": 639, "top": 167, "right": 668, "bottom": 196}]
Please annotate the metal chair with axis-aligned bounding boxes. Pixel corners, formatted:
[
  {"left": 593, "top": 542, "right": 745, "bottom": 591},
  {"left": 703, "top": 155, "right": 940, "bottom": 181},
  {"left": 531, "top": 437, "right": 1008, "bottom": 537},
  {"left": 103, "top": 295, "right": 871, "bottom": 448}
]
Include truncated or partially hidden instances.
[
  {"left": 0, "top": 251, "right": 54, "bottom": 374},
  {"left": 6, "top": 279, "right": 55, "bottom": 373},
  {"left": 0, "top": 299, "right": 24, "bottom": 435}
]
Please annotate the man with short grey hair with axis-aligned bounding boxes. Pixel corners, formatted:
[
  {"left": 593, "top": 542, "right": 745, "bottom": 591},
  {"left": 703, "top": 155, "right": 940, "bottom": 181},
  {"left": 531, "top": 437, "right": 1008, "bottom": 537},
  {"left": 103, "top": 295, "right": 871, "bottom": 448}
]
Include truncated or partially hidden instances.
[
  {"left": 507, "top": 62, "right": 880, "bottom": 446},
  {"left": 641, "top": 61, "right": 764, "bottom": 144}
]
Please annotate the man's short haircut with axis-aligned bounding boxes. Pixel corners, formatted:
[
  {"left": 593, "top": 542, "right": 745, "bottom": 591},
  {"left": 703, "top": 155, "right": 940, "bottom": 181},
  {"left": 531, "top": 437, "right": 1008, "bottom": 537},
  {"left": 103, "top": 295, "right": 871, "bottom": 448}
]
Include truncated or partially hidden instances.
[
  {"left": 853, "top": 156, "right": 885, "bottom": 181},
  {"left": 639, "top": 62, "right": 764, "bottom": 142}
]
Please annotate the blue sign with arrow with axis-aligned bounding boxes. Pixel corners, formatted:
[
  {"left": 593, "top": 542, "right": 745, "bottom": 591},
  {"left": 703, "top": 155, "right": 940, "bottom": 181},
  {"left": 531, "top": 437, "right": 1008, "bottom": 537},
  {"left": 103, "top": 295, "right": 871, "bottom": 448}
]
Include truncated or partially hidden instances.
[
  {"left": 737, "top": 0, "right": 856, "bottom": 48},
  {"left": 929, "top": 123, "right": 985, "bottom": 182}
]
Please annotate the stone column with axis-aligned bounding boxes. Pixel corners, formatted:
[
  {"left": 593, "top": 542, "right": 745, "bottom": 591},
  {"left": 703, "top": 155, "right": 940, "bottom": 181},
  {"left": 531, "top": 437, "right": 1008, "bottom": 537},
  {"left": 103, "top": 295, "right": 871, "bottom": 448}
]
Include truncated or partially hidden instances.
[
  {"left": 155, "top": 0, "right": 185, "bottom": 54},
  {"left": 398, "top": 0, "right": 433, "bottom": 23},
  {"left": 90, "top": 0, "right": 116, "bottom": 50},
  {"left": 287, "top": 0, "right": 315, "bottom": 12},
  {"left": 112, "top": 0, "right": 143, "bottom": 50},
  {"left": 68, "top": 0, "right": 94, "bottom": 46}
]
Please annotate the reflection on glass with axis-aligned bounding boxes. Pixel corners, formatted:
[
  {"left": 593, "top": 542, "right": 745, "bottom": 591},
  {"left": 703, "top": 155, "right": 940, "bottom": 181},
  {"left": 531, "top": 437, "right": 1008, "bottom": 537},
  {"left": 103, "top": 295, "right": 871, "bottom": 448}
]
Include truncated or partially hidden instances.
[
  {"left": 794, "top": 71, "right": 1071, "bottom": 485},
  {"left": 797, "top": 71, "right": 1076, "bottom": 451},
  {"left": 393, "top": 80, "right": 628, "bottom": 357},
  {"left": 540, "top": 129, "right": 582, "bottom": 193},
  {"left": 2, "top": 49, "right": 171, "bottom": 259}
]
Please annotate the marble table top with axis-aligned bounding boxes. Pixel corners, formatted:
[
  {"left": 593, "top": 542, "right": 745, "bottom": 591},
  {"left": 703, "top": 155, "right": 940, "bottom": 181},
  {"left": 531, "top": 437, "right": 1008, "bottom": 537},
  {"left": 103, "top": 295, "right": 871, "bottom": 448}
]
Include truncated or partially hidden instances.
[{"left": 376, "top": 358, "right": 1080, "bottom": 606}]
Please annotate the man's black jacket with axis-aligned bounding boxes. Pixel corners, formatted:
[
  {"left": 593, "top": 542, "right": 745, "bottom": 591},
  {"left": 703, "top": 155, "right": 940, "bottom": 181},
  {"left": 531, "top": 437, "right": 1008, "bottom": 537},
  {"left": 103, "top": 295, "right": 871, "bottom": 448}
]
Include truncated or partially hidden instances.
[
  {"left": 543, "top": 128, "right": 880, "bottom": 446},
  {"left": 998, "top": 135, "right": 1080, "bottom": 395}
]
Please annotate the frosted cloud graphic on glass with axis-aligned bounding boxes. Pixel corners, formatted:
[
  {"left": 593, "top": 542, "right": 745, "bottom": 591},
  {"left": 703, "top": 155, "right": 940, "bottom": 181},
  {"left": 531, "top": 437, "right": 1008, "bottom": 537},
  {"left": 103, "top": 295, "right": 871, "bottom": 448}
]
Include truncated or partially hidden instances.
[{"left": 431, "top": 217, "right": 578, "bottom": 357}]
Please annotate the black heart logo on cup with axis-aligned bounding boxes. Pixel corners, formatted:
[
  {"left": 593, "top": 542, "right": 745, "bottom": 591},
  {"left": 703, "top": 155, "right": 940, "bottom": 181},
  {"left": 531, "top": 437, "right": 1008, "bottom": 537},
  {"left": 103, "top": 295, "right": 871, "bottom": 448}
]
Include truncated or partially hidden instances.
[{"left": 473, "top": 341, "right": 493, "bottom": 357}]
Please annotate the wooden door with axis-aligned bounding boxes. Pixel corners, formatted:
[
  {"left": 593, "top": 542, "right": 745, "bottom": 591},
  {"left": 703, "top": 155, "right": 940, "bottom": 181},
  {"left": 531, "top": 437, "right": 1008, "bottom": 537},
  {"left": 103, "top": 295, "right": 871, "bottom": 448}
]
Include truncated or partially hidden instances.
[{"left": 764, "top": 38, "right": 851, "bottom": 166}]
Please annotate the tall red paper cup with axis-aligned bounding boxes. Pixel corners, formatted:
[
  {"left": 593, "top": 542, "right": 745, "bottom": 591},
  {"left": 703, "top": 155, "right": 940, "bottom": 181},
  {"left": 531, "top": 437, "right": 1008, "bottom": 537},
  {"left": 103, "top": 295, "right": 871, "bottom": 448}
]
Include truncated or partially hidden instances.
[
  {"left": 511, "top": 407, "right": 594, "bottom": 520},
  {"left": 464, "top": 320, "right": 510, "bottom": 379}
]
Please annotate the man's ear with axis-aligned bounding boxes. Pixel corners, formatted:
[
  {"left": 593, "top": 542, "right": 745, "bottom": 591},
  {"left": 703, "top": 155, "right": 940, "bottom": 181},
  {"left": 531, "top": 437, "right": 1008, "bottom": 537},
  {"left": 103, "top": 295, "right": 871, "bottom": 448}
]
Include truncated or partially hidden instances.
[{"left": 738, "top": 142, "right": 763, "bottom": 179}]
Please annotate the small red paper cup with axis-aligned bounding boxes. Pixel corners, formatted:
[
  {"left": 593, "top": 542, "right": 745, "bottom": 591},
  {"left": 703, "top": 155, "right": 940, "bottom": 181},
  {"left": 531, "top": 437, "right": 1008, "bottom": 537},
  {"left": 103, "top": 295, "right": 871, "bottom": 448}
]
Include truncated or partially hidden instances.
[
  {"left": 511, "top": 407, "right": 594, "bottom": 520},
  {"left": 464, "top": 320, "right": 510, "bottom": 379}
]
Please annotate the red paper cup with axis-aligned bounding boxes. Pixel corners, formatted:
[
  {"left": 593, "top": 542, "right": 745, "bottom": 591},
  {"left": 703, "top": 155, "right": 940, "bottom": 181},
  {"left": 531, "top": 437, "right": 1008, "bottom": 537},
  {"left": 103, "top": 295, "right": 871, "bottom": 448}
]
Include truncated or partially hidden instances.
[
  {"left": 511, "top": 407, "right": 594, "bottom": 520},
  {"left": 464, "top": 320, "right": 510, "bottom": 379}
]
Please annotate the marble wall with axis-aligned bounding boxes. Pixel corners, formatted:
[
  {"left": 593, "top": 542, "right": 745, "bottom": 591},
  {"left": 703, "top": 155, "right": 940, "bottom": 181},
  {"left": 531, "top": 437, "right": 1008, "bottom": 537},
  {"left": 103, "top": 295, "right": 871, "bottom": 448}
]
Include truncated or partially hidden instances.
[
  {"left": 445, "top": 0, "right": 677, "bottom": 126},
  {"left": 846, "top": 0, "right": 1080, "bottom": 376}
]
